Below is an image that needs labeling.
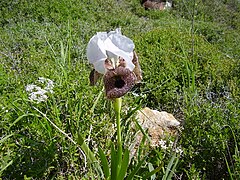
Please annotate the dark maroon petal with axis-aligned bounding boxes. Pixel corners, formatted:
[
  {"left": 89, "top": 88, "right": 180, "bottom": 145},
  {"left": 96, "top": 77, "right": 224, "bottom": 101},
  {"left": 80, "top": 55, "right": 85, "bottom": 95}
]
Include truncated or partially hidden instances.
[
  {"left": 89, "top": 69, "right": 103, "bottom": 86},
  {"left": 103, "top": 66, "right": 136, "bottom": 99}
]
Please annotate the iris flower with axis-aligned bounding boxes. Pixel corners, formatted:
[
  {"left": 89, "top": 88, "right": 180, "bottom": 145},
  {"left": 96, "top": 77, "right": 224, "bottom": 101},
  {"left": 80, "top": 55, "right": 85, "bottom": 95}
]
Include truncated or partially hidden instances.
[{"left": 87, "top": 28, "right": 142, "bottom": 99}]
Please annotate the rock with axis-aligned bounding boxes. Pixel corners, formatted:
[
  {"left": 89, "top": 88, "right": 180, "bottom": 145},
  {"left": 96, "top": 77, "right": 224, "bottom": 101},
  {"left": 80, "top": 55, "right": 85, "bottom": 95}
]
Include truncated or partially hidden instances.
[
  {"left": 142, "top": 0, "right": 173, "bottom": 10},
  {"left": 132, "top": 107, "right": 180, "bottom": 151}
]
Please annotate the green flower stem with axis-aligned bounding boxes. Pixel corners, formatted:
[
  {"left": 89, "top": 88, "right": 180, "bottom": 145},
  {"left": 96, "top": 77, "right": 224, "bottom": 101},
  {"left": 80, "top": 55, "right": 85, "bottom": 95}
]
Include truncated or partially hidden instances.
[
  {"left": 114, "top": 98, "right": 122, "bottom": 147},
  {"left": 113, "top": 98, "right": 123, "bottom": 172}
]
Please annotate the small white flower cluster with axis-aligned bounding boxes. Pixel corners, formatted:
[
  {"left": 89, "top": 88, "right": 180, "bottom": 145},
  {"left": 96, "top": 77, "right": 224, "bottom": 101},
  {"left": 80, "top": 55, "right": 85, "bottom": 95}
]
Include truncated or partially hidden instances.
[
  {"left": 158, "top": 139, "right": 183, "bottom": 156},
  {"left": 26, "top": 77, "right": 54, "bottom": 103},
  {"left": 38, "top": 77, "right": 54, "bottom": 93},
  {"left": 1, "top": 106, "right": 9, "bottom": 113},
  {"left": 159, "top": 139, "right": 168, "bottom": 150},
  {"left": 175, "top": 146, "right": 184, "bottom": 155}
]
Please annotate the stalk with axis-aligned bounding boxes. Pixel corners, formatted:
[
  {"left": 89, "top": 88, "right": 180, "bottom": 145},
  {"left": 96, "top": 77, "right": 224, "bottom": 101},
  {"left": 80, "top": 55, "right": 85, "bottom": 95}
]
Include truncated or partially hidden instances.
[{"left": 113, "top": 97, "right": 123, "bottom": 173}]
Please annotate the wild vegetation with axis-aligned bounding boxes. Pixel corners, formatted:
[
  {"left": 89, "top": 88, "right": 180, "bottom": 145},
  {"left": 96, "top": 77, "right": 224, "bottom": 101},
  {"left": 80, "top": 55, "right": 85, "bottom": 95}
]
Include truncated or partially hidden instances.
[{"left": 0, "top": 0, "right": 240, "bottom": 179}]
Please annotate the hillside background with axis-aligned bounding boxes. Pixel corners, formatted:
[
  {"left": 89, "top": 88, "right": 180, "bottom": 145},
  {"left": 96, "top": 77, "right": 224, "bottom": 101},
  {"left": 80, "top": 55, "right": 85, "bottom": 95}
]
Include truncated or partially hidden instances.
[{"left": 0, "top": 0, "right": 240, "bottom": 179}]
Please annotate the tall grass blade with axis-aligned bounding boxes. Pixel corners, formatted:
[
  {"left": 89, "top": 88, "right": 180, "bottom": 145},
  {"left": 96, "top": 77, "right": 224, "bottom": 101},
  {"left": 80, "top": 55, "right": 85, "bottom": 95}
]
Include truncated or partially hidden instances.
[
  {"left": 167, "top": 155, "right": 179, "bottom": 180},
  {"left": 223, "top": 153, "right": 234, "bottom": 180},
  {"left": 60, "top": 41, "right": 66, "bottom": 65},
  {"left": 0, "top": 160, "right": 13, "bottom": 175},
  {"left": 126, "top": 156, "right": 147, "bottom": 180},
  {"left": 77, "top": 131, "right": 103, "bottom": 177},
  {"left": 142, "top": 163, "right": 163, "bottom": 180},
  {"left": 90, "top": 87, "right": 104, "bottom": 113},
  {"left": 162, "top": 153, "right": 177, "bottom": 180},
  {"left": 0, "top": 133, "right": 14, "bottom": 144},
  {"left": 148, "top": 163, "right": 156, "bottom": 180},
  {"left": 98, "top": 147, "right": 110, "bottom": 179},
  {"left": 134, "top": 118, "right": 151, "bottom": 143},
  {"left": 9, "top": 113, "right": 39, "bottom": 128}
]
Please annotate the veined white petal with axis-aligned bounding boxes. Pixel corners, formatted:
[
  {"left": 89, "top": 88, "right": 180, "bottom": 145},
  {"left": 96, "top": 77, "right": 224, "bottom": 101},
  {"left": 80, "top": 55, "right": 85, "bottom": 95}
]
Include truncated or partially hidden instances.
[
  {"left": 96, "top": 32, "right": 108, "bottom": 41},
  {"left": 104, "top": 34, "right": 135, "bottom": 71},
  {"left": 86, "top": 34, "right": 107, "bottom": 64},
  {"left": 124, "top": 52, "right": 135, "bottom": 71},
  {"left": 93, "top": 58, "right": 106, "bottom": 74},
  {"left": 86, "top": 28, "right": 135, "bottom": 73},
  {"left": 106, "top": 51, "right": 118, "bottom": 60},
  {"left": 109, "top": 33, "right": 135, "bottom": 53}
]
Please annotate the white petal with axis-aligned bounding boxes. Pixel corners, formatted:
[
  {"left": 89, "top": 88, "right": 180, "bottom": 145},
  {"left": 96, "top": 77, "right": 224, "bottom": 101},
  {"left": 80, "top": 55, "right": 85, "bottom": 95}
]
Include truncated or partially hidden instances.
[
  {"left": 106, "top": 51, "right": 119, "bottom": 60},
  {"left": 86, "top": 28, "right": 136, "bottom": 73},
  {"left": 109, "top": 33, "right": 135, "bottom": 53},
  {"left": 104, "top": 34, "right": 135, "bottom": 71},
  {"left": 86, "top": 33, "right": 107, "bottom": 65},
  {"left": 26, "top": 84, "right": 37, "bottom": 92},
  {"left": 93, "top": 58, "right": 106, "bottom": 74},
  {"left": 96, "top": 32, "right": 108, "bottom": 41},
  {"left": 107, "top": 28, "right": 121, "bottom": 36}
]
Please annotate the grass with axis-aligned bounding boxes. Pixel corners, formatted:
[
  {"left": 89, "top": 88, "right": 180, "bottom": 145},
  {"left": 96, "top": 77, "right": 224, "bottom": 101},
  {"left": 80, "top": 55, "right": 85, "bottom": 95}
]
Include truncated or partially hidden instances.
[{"left": 0, "top": 0, "right": 240, "bottom": 179}]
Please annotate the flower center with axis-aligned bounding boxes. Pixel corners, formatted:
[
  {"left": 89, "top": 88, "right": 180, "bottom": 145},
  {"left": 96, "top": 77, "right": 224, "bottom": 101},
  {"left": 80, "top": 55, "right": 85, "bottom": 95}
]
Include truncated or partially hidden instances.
[{"left": 114, "top": 76, "right": 125, "bottom": 88}]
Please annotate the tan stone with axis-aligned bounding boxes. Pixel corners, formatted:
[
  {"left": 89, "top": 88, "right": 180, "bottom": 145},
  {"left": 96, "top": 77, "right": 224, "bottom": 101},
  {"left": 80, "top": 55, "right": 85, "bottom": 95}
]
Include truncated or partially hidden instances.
[
  {"left": 142, "top": 0, "right": 172, "bottom": 11},
  {"left": 134, "top": 107, "right": 180, "bottom": 147}
]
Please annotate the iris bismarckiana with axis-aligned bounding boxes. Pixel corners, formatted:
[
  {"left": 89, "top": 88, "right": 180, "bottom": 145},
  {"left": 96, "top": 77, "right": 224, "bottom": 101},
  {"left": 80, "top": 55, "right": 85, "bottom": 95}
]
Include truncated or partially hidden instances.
[{"left": 86, "top": 28, "right": 142, "bottom": 99}]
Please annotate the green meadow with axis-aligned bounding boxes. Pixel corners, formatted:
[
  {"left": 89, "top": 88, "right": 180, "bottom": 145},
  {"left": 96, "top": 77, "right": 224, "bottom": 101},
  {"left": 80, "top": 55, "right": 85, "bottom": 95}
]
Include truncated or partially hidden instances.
[{"left": 1, "top": 0, "right": 240, "bottom": 179}]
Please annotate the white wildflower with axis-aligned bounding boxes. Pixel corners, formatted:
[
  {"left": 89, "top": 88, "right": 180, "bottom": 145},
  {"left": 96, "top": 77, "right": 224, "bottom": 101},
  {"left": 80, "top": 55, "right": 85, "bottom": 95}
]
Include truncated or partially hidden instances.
[
  {"left": 38, "top": 77, "right": 47, "bottom": 83},
  {"left": 175, "top": 146, "right": 184, "bottom": 155},
  {"left": 25, "top": 77, "right": 54, "bottom": 103},
  {"left": 37, "top": 77, "right": 54, "bottom": 93},
  {"left": 132, "top": 92, "right": 140, "bottom": 97},
  {"left": 169, "top": 140, "right": 174, "bottom": 147},
  {"left": 1, "top": 107, "right": 9, "bottom": 113},
  {"left": 159, "top": 139, "right": 168, "bottom": 150},
  {"left": 26, "top": 84, "right": 38, "bottom": 92},
  {"left": 29, "top": 91, "right": 48, "bottom": 103}
]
